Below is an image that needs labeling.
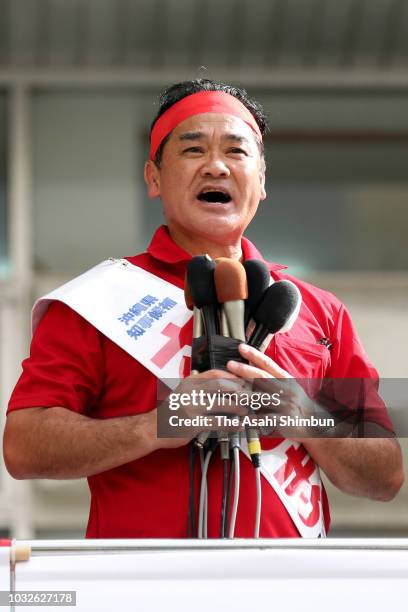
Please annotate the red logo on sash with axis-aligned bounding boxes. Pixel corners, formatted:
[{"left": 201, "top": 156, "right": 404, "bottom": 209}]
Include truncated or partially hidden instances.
[
  {"left": 151, "top": 319, "right": 193, "bottom": 375},
  {"left": 274, "top": 444, "right": 321, "bottom": 527}
]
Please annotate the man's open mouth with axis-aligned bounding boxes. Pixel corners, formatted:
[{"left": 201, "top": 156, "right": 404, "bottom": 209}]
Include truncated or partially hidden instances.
[{"left": 197, "top": 190, "right": 232, "bottom": 204}]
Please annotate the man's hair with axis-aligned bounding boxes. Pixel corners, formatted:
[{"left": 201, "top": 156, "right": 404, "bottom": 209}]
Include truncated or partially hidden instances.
[{"left": 150, "top": 79, "right": 269, "bottom": 167}]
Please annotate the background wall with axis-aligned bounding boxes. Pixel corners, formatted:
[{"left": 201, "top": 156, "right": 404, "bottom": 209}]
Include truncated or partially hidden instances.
[{"left": 0, "top": 95, "right": 7, "bottom": 276}]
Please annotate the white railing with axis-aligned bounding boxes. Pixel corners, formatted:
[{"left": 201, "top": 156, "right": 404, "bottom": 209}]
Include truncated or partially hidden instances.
[{"left": 1, "top": 539, "right": 408, "bottom": 612}]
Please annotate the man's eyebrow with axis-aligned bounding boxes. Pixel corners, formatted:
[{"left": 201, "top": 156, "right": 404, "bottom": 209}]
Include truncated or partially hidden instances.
[
  {"left": 177, "top": 132, "right": 252, "bottom": 145},
  {"left": 178, "top": 132, "right": 205, "bottom": 142},
  {"left": 222, "top": 133, "right": 251, "bottom": 145}
]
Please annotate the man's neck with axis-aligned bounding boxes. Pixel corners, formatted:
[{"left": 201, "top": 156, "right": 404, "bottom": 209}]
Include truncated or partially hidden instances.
[{"left": 168, "top": 226, "right": 243, "bottom": 261}]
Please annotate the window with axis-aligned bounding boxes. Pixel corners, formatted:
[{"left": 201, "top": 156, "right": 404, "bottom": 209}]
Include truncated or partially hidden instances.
[{"left": 247, "top": 138, "right": 408, "bottom": 274}]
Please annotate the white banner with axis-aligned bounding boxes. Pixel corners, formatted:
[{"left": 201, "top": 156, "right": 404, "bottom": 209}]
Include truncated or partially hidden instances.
[
  {"left": 33, "top": 259, "right": 193, "bottom": 387},
  {"left": 0, "top": 545, "right": 10, "bottom": 591}
]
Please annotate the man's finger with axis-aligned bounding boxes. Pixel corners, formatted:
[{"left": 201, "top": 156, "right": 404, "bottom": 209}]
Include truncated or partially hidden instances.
[
  {"left": 226, "top": 359, "right": 271, "bottom": 381},
  {"left": 238, "top": 344, "right": 292, "bottom": 379}
]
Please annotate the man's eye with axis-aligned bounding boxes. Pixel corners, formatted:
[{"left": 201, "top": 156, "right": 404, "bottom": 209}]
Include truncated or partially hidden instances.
[
  {"left": 228, "top": 148, "right": 247, "bottom": 155},
  {"left": 182, "top": 146, "right": 203, "bottom": 153}
]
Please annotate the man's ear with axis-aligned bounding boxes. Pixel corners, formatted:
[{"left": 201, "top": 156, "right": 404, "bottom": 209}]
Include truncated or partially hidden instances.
[
  {"left": 259, "top": 166, "right": 266, "bottom": 201},
  {"left": 144, "top": 160, "right": 161, "bottom": 198}
]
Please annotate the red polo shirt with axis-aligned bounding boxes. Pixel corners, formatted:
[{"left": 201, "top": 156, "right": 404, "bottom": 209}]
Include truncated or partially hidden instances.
[{"left": 7, "top": 225, "right": 392, "bottom": 538}]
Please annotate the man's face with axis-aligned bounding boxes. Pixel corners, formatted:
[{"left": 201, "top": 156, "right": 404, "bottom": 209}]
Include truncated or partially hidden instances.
[{"left": 144, "top": 113, "right": 266, "bottom": 245}]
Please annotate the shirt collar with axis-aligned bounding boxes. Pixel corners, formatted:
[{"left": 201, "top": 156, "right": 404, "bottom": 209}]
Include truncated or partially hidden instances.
[
  {"left": 147, "top": 225, "right": 287, "bottom": 271},
  {"left": 241, "top": 235, "right": 287, "bottom": 272}
]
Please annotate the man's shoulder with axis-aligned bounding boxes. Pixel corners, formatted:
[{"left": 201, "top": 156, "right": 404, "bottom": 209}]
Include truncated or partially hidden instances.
[
  {"left": 125, "top": 251, "right": 150, "bottom": 267},
  {"left": 32, "top": 254, "right": 153, "bottom": 335},
  {"left": 272, "top": 269, "right": 344, "bottom": 321}
]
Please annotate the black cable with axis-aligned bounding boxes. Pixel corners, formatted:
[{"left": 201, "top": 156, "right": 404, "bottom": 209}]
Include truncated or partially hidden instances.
[
  {"left": 220, "top": 457, "right": 229, "bottom": 538},
  {"left": 223, "top": 448, "right": 234, "bottom": 538},
  {"left": 187, "top": 441, "right": 197, "bottom": 538}
]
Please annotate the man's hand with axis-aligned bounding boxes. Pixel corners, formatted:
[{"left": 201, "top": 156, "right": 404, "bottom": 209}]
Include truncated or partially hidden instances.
[
  {"left": 153, "top": 369, "right": 248, "bottom": 449},
  {"left": 226, "top": 343, "right": 405, "bottom": 501},
  {"left": 226, "top": 343, "right": 316, "bottom": 438}
]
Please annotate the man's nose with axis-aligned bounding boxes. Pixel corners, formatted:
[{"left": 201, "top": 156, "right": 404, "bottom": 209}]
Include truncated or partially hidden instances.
[{"left": 200, "top": 154, "right": 230, "bottom": 177}]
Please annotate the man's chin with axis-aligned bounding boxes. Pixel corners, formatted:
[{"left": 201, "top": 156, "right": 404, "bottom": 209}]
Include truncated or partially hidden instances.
[
  {"left": 166, "top": 213, "right": 247, "bottom": 245},
  {"left": 194, "top": 197, "right": 235, "bottom": 212},
  {"left": 191, "top": 217, "right": 245, "bottom": 242}
]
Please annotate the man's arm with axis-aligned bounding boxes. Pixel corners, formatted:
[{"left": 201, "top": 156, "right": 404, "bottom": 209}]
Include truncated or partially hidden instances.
[
  {"left": 3, "top": 369, "right": 245, "bottom": 480},
  {"left": 227, "top": 343, "right": 405, "bottom": 502},
  {"left": 299, "top": 436, "right": 404, "bottom": 501},
  {"left": 3, "top": 406, "right": 169, "bottom": 480}
]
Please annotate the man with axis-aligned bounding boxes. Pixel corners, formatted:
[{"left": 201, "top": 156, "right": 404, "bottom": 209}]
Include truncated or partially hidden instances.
[{"left": 3, "top": 79, "right": 404, "bottom": 538}]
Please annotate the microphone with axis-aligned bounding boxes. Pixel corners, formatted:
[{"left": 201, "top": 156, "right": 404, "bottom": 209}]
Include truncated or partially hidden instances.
[
  {"left": 184, "top": 273, "right": 203, "bottom": 340},
  {"left": 242, "top": 259, "right": 271, "bottom": 329},
  {"left": 187, "top": 255, "right": 219, "bottom": 337},
  {"left": 248, "top": 280, "right": 301, "bottom": 350},
  {"left": 214, "top": 259, "right": 248, "bottom": 342},
  {"left": 187, "top": 256, "right": 219, "bottom": 449},
  {"left": 184, "top": 274, "right": 203, "bottom": 376}
]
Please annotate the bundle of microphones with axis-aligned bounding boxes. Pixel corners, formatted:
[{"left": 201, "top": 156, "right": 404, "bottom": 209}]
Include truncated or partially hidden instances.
[
  {"left": 184, "top": 255, "right": 302, "bottom": 538},
  {"left": 185, "top": 255, "right": 301, "bottom": 369}
]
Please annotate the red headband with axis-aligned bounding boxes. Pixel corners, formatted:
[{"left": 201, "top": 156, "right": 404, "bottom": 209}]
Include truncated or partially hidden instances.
[{"left": 149, "top": 91, "right": 262, "bottom": 161}]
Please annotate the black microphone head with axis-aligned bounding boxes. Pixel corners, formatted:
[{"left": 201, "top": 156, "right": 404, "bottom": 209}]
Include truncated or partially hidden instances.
[
  {"left": 253, "top": 280, "right": 301, "bottom": 333},
  {"left": 243, "top": 259, "right": 271, "bottom": 316},
  {"left": 186, "top": 255, "right": 218, "bottom": 308}
]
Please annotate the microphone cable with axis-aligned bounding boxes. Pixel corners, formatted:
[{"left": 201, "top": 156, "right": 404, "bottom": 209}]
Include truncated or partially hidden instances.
[
  {"left": 218, "top": 433, "right": 230, "bottom": 538},
  {"left": 245, "top": 425, "right": 262, "bottom": 538},
  {"left": 220, "top": 454, "right": 229, "bottom": 538},
  {"left": 187, "top": 441, "right": 198, "bottom": 538},
  {"left": 227, "top": 433, "right": 241, "bottom": 539},
  {"left": 198, "top": 439, "right": 217, "bottom": 538},
  {"left": 254, "top": 465, "right": 262, "bottom": 538},
  {"left": 222, "top": 448, "right": 234, "bottom": 538},
  {"left": 199, "top": 447, "right": 208, "bottom": 538}
]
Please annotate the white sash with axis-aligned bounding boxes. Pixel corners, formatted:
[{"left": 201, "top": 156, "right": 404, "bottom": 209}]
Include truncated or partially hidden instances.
[
  {"left": 32, "top": 257, "right": 326, "bottom": 538},
  {"left": 241, "top": 439, "right": 325, "bottom": 538},
  {"left": 33, "top": 258, "right": 193, "bottom": 386}
]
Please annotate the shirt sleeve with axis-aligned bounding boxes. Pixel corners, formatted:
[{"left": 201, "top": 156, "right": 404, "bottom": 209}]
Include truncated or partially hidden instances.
[
  {"left": 328, "top": 304, "right": 378, "bottom": 379},
  {"left": 7, "top": 301, "right": 105, "bottom": 415},
  {"left": 325, "top": 304, "right": 395, "bottom": 434}
]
